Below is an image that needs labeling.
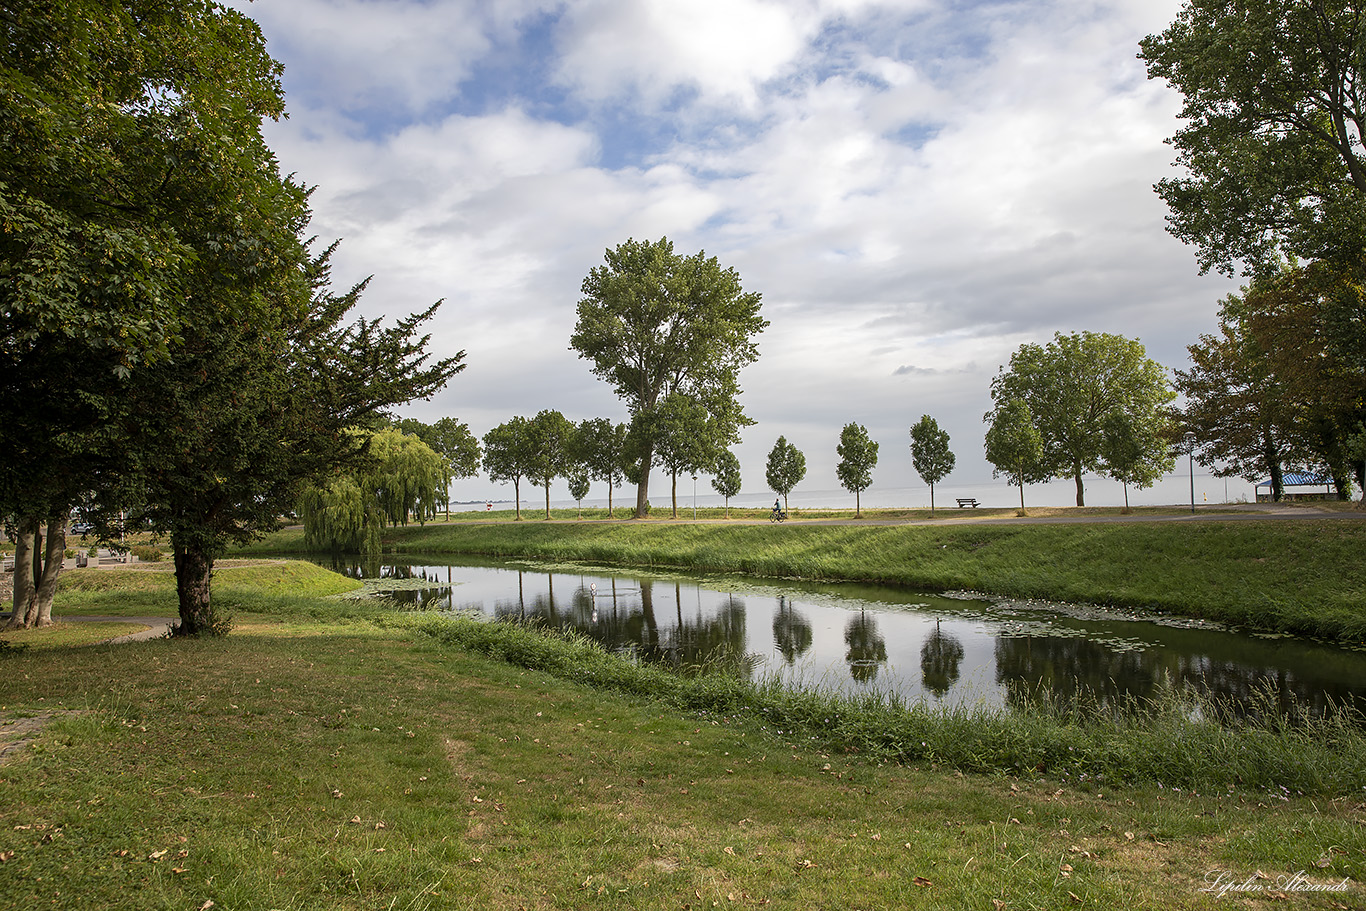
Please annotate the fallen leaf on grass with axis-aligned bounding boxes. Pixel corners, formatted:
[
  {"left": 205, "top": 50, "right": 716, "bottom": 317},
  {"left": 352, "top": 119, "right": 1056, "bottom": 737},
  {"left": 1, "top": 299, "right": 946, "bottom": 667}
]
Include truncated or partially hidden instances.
[
  {"left": 724, "top": 846, "right": 736, "bottom": 856},
  {"left": 992, "top": 900, "right": 1006, "bottom": 910},
  {"left": 0, "top": 851, "right": 15, "bottom": 862},
  {"left": 1068, "top": 891, "right": 1082, "bottom": 903},
  {"left": 913, "top": 876, "right": 932, "bottom": 887},
  {"left": 148, "top": 849, "right": 168, "bottom": 861},
  {"left": 198, "top": 902, "right": 215, "bottom": 911}
]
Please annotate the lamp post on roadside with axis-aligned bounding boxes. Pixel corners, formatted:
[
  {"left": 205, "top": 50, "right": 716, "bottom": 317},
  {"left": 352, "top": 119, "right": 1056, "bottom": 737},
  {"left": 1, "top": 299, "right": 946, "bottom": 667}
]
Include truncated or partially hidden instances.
[{"left": 1184, "top": 432, "right": 1196, "bottom": 514}]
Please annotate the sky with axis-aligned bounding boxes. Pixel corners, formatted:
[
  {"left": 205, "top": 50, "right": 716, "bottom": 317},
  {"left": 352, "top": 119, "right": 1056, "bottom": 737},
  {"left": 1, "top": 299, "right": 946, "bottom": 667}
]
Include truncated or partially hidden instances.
[{"left": 226, "top": 0, "right": 1245, "bottom": 508}]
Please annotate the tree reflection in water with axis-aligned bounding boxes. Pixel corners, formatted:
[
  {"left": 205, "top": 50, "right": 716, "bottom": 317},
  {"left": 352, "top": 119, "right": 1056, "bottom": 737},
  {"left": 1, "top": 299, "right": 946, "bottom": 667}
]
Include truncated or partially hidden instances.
[
  {"left": 844, "top": 609, "right": 888, "bottom": 683},
  {"left": 921, "top": 622, "right": 965, "bottom": 697},
  {"left": 312, "top": 557, "right": 1366, "bottom": 722},
  {"left": 993, "top": 634, "right": 1355, "bottom": 722},
  {"left": 772, "top": 596, "right": 813, "bottom": 666}
]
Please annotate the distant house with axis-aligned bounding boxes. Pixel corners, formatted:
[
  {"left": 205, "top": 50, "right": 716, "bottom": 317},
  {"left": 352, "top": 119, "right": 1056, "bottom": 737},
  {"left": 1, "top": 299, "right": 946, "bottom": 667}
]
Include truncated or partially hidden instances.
[{"left": 1255, "top": 471, "right": 1340, "bottom": 502}]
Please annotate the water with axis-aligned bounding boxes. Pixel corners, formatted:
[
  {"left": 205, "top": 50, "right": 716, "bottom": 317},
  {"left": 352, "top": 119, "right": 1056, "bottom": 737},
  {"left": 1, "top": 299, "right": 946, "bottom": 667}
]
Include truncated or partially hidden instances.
[{"left": 319, "top": 555, "right": 1366, "bottom": 720}]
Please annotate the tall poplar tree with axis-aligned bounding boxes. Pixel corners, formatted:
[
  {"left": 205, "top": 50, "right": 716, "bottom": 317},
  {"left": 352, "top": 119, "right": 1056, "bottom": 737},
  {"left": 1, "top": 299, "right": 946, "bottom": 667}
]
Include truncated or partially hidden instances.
[{"left": 570, "top": 237, "right": 767, "bottom": 518}]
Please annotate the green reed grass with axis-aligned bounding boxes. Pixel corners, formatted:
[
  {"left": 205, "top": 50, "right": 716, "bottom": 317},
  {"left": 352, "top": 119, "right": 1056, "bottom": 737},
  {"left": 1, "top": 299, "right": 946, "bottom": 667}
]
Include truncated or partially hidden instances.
[{"left": 398, "top": 612, "right": 1366, "bottom": 797}]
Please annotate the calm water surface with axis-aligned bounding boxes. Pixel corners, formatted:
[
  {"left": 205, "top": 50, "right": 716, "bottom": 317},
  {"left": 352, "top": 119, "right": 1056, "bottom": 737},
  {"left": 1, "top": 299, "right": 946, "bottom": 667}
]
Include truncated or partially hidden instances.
[{"left": 319, "top": 555, "right": 1366, "bottom": 719}]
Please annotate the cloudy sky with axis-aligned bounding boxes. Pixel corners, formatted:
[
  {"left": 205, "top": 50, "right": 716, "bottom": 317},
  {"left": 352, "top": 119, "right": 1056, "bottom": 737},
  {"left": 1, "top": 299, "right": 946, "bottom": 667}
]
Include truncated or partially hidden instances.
[{"left": 227, "top": 0, "right": 1242, "bottom": 507}]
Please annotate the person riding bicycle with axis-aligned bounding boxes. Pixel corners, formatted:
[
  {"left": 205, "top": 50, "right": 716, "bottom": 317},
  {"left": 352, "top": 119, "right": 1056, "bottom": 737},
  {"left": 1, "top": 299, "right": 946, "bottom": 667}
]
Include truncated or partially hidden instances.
[{"left": 771, "top": 497, "right": 785, "bottom": 521}]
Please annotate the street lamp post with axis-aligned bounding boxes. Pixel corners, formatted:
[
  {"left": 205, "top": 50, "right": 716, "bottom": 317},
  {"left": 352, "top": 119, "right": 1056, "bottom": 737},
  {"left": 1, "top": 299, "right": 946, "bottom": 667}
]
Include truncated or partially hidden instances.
[{"left": 1184, "top": 432, "right": 1196, "bottom": 514}]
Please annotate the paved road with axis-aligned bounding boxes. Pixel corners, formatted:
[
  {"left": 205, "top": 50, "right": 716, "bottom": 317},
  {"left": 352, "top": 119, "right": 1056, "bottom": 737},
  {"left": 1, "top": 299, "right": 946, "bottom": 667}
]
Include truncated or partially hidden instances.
[{"left": 437, "top": 502, "right": 1364, "bottom": 527}]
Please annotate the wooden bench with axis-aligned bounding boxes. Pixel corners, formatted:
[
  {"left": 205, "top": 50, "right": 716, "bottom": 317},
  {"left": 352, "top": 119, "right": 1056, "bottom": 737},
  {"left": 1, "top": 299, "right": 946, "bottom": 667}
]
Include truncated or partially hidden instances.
[{"left": 955, "top": 498, "right": 980, "bottom": 508}]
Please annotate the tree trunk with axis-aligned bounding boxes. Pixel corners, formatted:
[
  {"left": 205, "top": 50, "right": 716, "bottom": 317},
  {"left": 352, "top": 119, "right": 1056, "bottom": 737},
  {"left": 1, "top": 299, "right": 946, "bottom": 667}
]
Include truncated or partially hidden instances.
[
  {"left": 1269, "top": 459, "right": 1284, "bottom": 502},
  {"left": 29, "top": 517, "right": 66, "bottom": 627},
  {"left": 1073, "top": 465, "right": 1085, "bottom": 507},
  {"left": 855, "top": 489, "right": 861, "bottom": 518},
  {"left": 513, "top": 478, "right": 522, "bottom": 520},
  {"left": 671, "top": 469, "right": 678, "bottom": 519},
  {"left": 607, "top": 479, "right": 614, "bottom": 518},
  {"left": 31, "top": 522, "right": 43, "bottom": 594},
  {"left": 7, "top": 517, "right": 37, "bottom": 629},
  {"left": 929, "top": 482, "right": 935, "bottom": 516},
  {"left": 544, "top": 480, "right": 551, "bottom": 519},
  {"left": 172, "top": 540, "right": 220, "bottom": 636},
  {"left": 1017, "top": 464, "right": 1027, "bottom": 513},
  {"left": 635, "top": 442, "right": 654, "bottom": 518}
]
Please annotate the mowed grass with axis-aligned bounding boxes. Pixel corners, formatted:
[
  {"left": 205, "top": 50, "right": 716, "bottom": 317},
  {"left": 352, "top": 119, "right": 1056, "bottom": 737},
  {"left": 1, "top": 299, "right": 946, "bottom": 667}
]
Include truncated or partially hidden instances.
[
  {"left": 247, "top": 517, "right": 1366, "bottom": 643},
  {"left": 2, "top": 601, "right": 1364, "bottom": 911}
]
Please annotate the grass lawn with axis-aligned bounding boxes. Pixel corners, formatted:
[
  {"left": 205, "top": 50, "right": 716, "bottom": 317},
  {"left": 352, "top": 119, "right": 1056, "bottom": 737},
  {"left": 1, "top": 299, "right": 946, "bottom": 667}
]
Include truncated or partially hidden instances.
[{"left": 0, "top": 561, "right": 1362, "bottom": 910}]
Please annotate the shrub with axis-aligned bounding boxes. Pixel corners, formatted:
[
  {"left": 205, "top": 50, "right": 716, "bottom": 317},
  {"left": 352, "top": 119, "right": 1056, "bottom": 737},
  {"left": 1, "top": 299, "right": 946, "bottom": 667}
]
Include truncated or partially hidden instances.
[{"left": 131, "top": 545, "right": 164, "bottom": 562}]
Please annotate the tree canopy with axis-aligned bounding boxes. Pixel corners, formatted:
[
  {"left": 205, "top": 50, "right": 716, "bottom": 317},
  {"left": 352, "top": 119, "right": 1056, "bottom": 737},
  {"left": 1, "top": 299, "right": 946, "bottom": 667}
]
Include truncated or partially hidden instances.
[
  {"left": 711, "top": 449, "right": 742, "bottom": 518},
  {"left": 835, "top": 423, "right": 878, "bottom": 517},
  {"left": 1140, "top": 0, "right": 1366, "bottom": 275},
  {"left": 576, "top": 418, "right": 629, "bottom": 516},
  {"left": 765, "top": 436, "right": 806, "bottom": 511},
  {"left": 299, "top": 428, "right": 447, "bottom": 555},
  {"left": 984, "top": 398, "right": 1045, "bottom": 513},
  {"left": 393, "top": 416, "right": 482, "bottom": 515},
  {"left": 570, "top": 237, "right": 767, "bottom": 517},
  {"left": 2, "top": 2, "right": 464, "bottom": 633},
  {"left": 988, "top": 331, "right": 1175, "bottom": 506},
  {"left": 909, "top": 415, "right": 955, "bottom": 515},
  {"left": 483, "top": 417, "right": 534, "bottom": 520},
  {"left": 525, "top": 409, "right": 578, "bottom": 519}
]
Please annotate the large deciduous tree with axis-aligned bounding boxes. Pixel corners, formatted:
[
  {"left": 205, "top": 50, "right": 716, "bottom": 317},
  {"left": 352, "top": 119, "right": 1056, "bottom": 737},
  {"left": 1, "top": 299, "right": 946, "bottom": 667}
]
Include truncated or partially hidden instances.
[
  {"left": 765, "top": 436, "right": 806, "bottom": 512},
  {"left": 1174, "top": 292, "right": 1310, "bottom": 502},
  {"left": 2, "top": 1, "right": 465, "bottom": 633},
  {"left": 835, "top": 423, "right": 878, "bottom": 518},
  {"left": 570, "top": 237, "right": 767, "bottom": 518},
  {"left": 1140, "top": 0, "right": 1366, "bottom": 275},
  {"left": 909, "top": 415, "right": 955, "bottom": 515},
  {"left": 988, "top": 332, "right": 1175, "bottom": 506},
  {"left": 1, "top": 0, "right": 291, "bottom": 628},
  {"left": 109, "top": 248, "right": 461, "bottom": 635}
]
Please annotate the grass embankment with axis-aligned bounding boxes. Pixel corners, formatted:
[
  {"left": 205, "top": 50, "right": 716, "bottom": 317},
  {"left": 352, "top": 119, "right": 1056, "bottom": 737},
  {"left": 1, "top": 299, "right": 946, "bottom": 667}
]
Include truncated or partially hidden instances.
[
  {"left": 248, "top": 517, "right": 1366, "bottom": 644},
  {"left": 1, "top": 563, "right": 1363, "bottom": 910}
]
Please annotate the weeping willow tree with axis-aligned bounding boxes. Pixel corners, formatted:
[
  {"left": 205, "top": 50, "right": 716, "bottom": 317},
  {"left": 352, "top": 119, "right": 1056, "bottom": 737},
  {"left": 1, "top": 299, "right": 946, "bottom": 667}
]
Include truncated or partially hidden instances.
[{"left": 299, "top": 428, "right": 447, "bottom": 554}]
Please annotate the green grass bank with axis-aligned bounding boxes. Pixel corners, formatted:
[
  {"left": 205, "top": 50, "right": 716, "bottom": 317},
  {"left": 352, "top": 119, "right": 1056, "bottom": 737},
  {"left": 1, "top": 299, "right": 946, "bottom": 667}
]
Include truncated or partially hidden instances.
[
  {"left": 246, "top": 517, "right": 1366, "bottom": 644},
  {"left": 2, "top": 564, "right": 1364, "bottom": 910}
]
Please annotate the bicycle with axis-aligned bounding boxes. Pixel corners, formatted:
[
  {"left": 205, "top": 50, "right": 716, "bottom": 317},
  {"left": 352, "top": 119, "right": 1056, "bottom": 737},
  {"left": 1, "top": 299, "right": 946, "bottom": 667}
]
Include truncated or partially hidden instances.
[{"left": 769, "top": 507, "right": 787, "bottom": 523}]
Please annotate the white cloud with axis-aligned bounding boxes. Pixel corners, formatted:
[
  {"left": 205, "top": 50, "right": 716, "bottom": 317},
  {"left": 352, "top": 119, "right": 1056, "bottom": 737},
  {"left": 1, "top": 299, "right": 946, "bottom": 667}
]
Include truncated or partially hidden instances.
[{"left": 238, "top": 0, "right": 1236, "bottom": 505}]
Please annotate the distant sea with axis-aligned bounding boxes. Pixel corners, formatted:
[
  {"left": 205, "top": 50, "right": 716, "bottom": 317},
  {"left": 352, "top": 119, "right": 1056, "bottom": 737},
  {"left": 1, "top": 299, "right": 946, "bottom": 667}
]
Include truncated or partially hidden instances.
[{"left": 451, "top": 470, "right": 1261, "bottom": 514}]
